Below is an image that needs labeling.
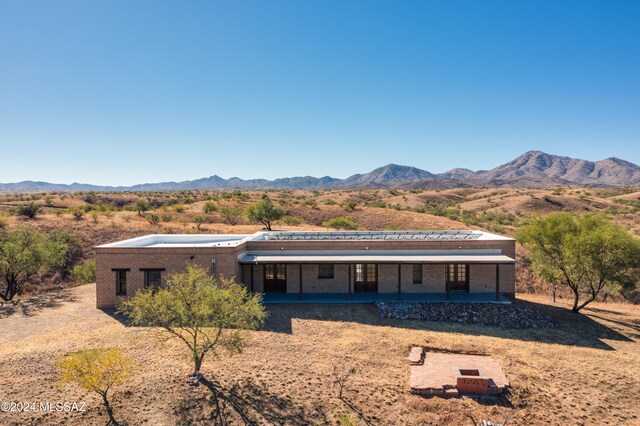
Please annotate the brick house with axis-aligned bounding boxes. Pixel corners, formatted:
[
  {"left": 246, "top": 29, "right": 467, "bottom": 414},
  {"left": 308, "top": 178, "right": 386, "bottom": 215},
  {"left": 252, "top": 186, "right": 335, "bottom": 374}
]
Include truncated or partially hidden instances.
[{"left": 95, "top": 230, "right": 515, "bottom": 308}]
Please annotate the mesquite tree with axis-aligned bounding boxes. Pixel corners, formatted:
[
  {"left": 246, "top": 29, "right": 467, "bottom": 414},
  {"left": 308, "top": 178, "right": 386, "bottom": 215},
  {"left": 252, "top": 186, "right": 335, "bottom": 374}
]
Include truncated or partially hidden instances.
[
  {"left": 517, "top": 213, "right": 640, "bottom": 313},
  {"left": 244, "top": 197, "right": 283, "bottom": 231},
  {"left": 120, "top": 265, "right": 266, "bottom": 378},
  {"left": 0, "top": 227, "right": 67, "bottom": 301},
  {"left": 58, "top": 348, "right": 133, "bottom": 426}
]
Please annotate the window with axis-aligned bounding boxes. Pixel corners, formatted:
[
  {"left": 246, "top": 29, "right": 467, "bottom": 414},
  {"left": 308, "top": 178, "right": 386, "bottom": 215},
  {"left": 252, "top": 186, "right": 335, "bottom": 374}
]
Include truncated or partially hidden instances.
[
  {"left": 366, "top": 264, "right": 377, "bottom": 283},
  {"left": 355, "top": 264, "right": 364, "bottom": 282},
  {"left": 265, "top": 264, "right": 275, "bottom": 280},
  {"left": 142, "top": 269, "right": 163, "bottom": 290},
  {"left": 318, "top": 264, "right": 335, "bottom": 279},
  {"left": 114, "top": 269, "right": 128, "bottom": 295},
  {"left": 412, "top": 264, "right": 422, "bottom": 284},
  {"left": 276, "top": 264, "right": 286, "bottom": 280}
]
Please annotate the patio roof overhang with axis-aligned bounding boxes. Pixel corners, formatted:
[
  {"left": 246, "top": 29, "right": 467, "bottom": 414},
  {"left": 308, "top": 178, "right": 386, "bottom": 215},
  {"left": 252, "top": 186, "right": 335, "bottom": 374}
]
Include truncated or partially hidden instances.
[{"left": 238, "top": 250, "right": 515, "bottom": 264}]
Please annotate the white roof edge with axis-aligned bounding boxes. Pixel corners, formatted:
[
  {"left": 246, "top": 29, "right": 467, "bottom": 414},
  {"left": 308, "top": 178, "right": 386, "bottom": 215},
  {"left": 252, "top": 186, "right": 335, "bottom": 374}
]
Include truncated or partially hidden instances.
[
  {"left": 96, "top": 234, "right": 255, "bottom": 248},
  {"left": 96, "top": 230, "right": 514, "bottom": 248}
]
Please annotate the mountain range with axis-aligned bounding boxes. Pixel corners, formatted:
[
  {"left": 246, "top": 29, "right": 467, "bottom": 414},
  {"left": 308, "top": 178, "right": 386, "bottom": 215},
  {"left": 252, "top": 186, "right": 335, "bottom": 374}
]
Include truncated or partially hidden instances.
[{"left": 2, "top": 151, "right": 639, "bottom": 191}]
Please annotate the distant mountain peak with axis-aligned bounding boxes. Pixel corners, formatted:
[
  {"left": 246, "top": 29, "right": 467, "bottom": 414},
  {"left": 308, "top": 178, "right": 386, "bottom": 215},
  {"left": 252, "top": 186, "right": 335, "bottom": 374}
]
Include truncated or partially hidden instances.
[{"left": 1, "top": 151, "right": 639, "bottom": 191}]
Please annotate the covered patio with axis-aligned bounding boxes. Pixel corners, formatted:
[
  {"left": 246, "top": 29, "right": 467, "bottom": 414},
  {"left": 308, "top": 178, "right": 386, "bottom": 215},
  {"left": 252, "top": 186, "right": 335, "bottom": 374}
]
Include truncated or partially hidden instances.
[
  {"left": 261, "top": 292, "right": 512, "bottom": 304},
  {"left": 239, "top": 249, "right": 515, "bottom": 303}
]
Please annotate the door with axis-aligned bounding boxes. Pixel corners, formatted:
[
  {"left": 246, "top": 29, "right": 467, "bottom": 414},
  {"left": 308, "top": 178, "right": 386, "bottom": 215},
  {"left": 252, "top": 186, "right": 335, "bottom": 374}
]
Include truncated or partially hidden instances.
[
  {"left": 354, "top": 263, "right": 377, "bottom": 293},
  {"left": 446, "top": 264, "right": 469, "bottom": 292},
  {"left": 264, "top": 264, "right": 287, "bottom": 292}
]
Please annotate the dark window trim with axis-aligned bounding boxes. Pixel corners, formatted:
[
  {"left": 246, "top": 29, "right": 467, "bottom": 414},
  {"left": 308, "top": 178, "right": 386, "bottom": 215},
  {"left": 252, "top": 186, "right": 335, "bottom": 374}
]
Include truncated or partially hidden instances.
[
  {"left": 412, "top": 264, "right": 422, "bottom": 284},
  {"left": 142, "top": 269, "right": 164, "bottom": 290},
  {"left": 111, "top": 268, "right": 130, "bottom": 272},
  {"left": 317, "top": 263, "right": 335, "bottom": 279},
  {"left": 115, "top": 269, "right": 127, "bottom": 296}
]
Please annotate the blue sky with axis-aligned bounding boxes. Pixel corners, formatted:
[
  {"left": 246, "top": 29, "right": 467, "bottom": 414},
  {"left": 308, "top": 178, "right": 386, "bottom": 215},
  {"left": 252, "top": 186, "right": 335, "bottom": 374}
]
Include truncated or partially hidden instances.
[{"left": 1, "top": 1, "right": 639, "bottom": 185}]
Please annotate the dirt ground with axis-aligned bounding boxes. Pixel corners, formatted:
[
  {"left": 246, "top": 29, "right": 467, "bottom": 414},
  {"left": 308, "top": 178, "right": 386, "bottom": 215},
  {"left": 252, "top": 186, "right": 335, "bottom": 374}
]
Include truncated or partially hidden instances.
[{"left": 1, "top": 284, "right": 639, "bottom": 425}]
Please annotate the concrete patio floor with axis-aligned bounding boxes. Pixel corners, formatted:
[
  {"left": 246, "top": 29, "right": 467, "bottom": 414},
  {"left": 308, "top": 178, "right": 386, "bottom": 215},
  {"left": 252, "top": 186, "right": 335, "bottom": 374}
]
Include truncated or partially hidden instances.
[{"left": 261, "top": 292, "right": 511, "bottom": 304}]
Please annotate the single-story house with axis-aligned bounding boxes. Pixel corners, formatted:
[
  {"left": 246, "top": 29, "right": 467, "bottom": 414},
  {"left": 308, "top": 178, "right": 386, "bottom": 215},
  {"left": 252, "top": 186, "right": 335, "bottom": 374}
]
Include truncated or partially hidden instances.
[{"left": 95, "top": 230, "right": 515, "bottom": 308}]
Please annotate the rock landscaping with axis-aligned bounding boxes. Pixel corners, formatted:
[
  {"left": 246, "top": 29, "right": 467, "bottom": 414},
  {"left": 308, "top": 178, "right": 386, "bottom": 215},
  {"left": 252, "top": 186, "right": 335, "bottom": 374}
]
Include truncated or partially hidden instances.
[{"left": 377, "top": 301, "right": 556, "bottom": 328}]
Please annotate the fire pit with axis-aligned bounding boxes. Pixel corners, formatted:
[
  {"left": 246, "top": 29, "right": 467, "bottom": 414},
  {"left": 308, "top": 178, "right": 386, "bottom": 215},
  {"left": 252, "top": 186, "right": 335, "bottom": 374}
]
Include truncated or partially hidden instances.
[{"left": 408, "top": 349, "right": 509, "bottom": 397}]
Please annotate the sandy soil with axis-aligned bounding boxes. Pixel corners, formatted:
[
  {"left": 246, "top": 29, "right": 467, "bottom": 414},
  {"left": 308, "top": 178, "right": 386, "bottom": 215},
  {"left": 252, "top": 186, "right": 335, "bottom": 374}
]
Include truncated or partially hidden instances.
[{"left": 1, "top": 285, "right": 639, "bottom": 425}]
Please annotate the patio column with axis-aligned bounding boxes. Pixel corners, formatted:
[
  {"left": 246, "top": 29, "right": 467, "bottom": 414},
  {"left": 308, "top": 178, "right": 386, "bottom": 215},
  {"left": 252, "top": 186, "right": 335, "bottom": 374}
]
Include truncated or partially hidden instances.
[
  {"left": 250, "top": 264, "right": 254, "bottom": 292},
  {"left": 299, "top": 263, "right": 303, "bottom": 300},
  {"left": 495, "top": 264, "right": 500, "bottom": 301},
  {"left": 397, "top": 263, "right": 401, "bottom": 300},
  {"left": 348, "top": 264, "right": 352, "bottom": 300}
]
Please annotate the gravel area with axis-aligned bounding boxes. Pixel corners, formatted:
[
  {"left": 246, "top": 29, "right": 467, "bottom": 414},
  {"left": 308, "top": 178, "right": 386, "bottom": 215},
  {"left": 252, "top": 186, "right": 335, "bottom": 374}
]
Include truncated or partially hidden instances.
[{"left": 377, "top": 301, "right": 556, "bottom": 328}]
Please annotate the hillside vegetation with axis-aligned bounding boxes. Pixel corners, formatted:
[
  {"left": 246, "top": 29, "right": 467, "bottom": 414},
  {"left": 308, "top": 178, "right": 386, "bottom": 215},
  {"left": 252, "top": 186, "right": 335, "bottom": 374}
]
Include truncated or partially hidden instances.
[{"left": 1, "top": 186, "right": 639, "bottom": 301}]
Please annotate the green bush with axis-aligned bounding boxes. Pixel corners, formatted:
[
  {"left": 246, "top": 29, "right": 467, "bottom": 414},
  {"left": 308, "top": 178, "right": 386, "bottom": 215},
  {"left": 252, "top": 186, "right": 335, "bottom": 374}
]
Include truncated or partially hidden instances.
[
  {"left": 16, "top": 202, "right": 41, "bottom": 219},
  {"left": 280, "top": 215, "right": 302, "bottom": 226},
  {"left": 322, "top": 217, "right": 359, "bottom": 230},
  {"left": 72, "top": 259, "right": 96, "bottom": 284},
  {"left": 202, "top": 201, "right": 218, "bottom": 214},
  {"left": 146, "top": 213, "right": 160, "bottom": 225}
]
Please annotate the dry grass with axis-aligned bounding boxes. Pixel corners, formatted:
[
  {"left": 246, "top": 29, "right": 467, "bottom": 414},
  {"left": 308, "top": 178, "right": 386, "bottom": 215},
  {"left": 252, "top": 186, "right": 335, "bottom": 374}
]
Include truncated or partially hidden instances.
[{"left": 1, "top": 285, "right": 639, "bottom": 425}]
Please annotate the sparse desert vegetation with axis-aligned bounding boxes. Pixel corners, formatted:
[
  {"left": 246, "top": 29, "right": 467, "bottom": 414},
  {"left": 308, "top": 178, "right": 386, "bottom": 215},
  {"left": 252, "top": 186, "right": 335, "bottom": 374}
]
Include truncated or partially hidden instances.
[{"left": 1, "top": 187, "right": 639, "bottom": 425}]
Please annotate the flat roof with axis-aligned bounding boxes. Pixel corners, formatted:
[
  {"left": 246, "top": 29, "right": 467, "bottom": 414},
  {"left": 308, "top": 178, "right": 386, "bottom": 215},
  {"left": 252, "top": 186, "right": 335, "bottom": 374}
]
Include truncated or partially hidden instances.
[
  {"left": 96, "top": 230, "right": 513, "bottom": 248},
  {"left": 96, "top": 234, "right": 254, "bottom": 248},
  {"left": 238, "top": 250, "right": 515, "bottom": 264},
  {"left": 263, "top": 230, "right": 512, "bottom": 241}
]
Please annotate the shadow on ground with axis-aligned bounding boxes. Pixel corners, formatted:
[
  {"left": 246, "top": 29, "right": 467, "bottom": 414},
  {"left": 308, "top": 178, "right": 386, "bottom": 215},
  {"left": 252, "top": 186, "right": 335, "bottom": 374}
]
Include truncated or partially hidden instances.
[
  {"left": 263, "top": 299, "right": 635, "bottom": 350},
  {"left": 175, "top": 376, "right": 325, "bottom": 425},
  {"left": 0, "top": 290, "right": 77, "bottom": 319}
]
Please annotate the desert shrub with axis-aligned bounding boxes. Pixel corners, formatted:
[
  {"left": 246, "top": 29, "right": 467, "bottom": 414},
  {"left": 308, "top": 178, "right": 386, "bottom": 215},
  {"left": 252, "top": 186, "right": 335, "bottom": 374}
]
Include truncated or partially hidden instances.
[
  {"left": 341, "top": 200, "right": 358, "bottom": 211},
  {"left": 174, "top": 204, "right": 185, "bottom": 213},
  {"left": 72, "top": 259, "right": 96, "bottom": 284},
  {"left": 0, "top": 211, "right": 8, "bottom": 229},
  {"left": 486, "top": 223, "right": 505, "bottom": 234},
  {"left": 220, "top": 206, "right": 242, "bottom": 225},
  {"left": 323, "top": 217, "right": 359, "bottom": 230},
  {"left": 302, "top": 198, "right": 317, "bottom": 208},
  {"left": 324, "top": 199, "right": 337, "bottom": 205},
  {"left": 366, "top": 200, "right": 387, "bottom": 208},
  {"left": 135, "top": 200, "right": 150, "bottom": 216},
  {"left": 161, "top": 212, "right": 173, "bottom": 222},
  {"left": 202, "top": 201, "right": 218, "bottom": 214},
  {"left": 68, "top": 206, "right": 85, "bottom": 221},
  {"left": 146, "top": 213, "right": 160, "bottom": 225},
  {"left": 58, "top": 348, "right": 133, "bottom": 426},
  {"left": 193, "top": 214, "right": 207, "bottom": 231},
  {"left": 48, "top": 229, "right": 83, "bottom": 280},
  {"left": 15, "top": 202, "right": 41, "bottom": 219},
  {"left": 280, "top": 215, "right": 302, "bottom": 226},
  {"left": 331, "top": 360, "right": 360, "bottom": 399},
  {"left": 338, "top": 413, "right": 357, "bottom": 426}
]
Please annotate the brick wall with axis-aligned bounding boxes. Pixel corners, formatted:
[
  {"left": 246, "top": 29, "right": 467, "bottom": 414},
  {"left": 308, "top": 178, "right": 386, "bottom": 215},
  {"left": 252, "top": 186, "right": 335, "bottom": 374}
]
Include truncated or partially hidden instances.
[{"left": 96, "top": 236, "right": 516, "bottom": 307}]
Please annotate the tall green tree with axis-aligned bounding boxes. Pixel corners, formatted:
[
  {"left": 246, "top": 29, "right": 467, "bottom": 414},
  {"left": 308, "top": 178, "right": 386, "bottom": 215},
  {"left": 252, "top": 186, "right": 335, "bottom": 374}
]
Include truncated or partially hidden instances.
[
  {"left": 0, "top": 228, "right": 67, "bottom": 301},
  {"left": 120, "top": 265, "right": 266, "bottom": 379},
  {"left": 244, "top": 197, "right": 283, "bottom": 231},
  {"left": 517, "top": 213, "right": 640, "bottom": 313}
]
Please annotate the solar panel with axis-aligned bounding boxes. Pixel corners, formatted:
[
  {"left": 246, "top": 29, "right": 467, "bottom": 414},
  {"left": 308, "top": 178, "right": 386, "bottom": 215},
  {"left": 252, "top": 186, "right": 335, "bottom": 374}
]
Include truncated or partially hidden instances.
[{"left": 264, "top": 230, "right": 482, "bottom": 241}]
